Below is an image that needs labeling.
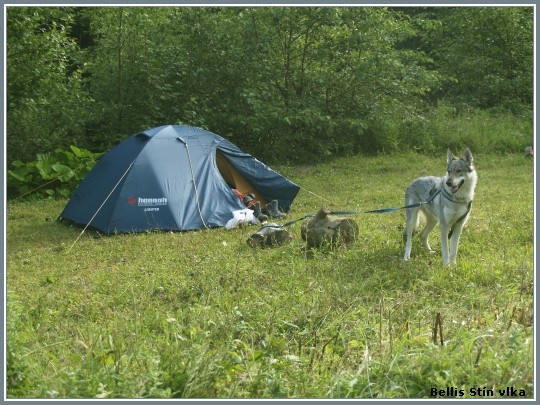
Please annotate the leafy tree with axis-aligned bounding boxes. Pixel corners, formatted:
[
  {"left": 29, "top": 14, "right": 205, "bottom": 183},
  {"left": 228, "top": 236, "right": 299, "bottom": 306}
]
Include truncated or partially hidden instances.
[
  {"left": 81, "top": 7, "right": 177, "bottom": 151},
  {"left": 6, "top": 7, "right": 92, "bottom": 164},
  {"left": 6, "top": 6, "right": 533, "bottom": 170},
  {"left": 408, "top": 7, "right": 533, "bottom": 112},
  {"left": 165, "top": 7, "right": 442, "bottom": 160}
]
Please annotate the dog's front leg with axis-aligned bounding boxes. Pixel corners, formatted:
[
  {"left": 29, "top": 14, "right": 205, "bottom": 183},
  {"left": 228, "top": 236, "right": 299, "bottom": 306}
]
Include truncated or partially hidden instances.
[
  {"left": 448, "top": 221, "right": 465, "bottom": 265},
  {"left": 439, "top": 225, "right": 451, "bottom": 266}
]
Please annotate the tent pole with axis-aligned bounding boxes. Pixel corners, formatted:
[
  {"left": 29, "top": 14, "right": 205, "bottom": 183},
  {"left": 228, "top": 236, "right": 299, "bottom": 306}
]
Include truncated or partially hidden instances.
[
  {"left": 183, "top": 143, "right": 208, "bottom": 229},
  {"left": 67, "top": 161, "right": 135, "bottom": 252}
]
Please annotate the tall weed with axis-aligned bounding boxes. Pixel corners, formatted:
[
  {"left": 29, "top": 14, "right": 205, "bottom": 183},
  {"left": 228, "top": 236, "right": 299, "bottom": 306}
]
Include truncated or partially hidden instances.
[{"left": 402, "top": 102, "right": 533, "bottom": 154}]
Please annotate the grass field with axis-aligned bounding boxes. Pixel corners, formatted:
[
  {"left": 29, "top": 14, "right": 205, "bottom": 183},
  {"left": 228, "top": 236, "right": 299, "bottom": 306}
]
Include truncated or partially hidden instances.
[{"left": 6, "top": 151, "right": 534, "bottom": 399}]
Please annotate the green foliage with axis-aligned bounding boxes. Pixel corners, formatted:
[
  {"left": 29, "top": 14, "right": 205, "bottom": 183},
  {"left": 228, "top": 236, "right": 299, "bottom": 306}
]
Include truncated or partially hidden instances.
[
  {"left": 191, "top": 7, "right": 444, "bottom": 161},
  {"left": 6, "top": 152, "right": 533, "bottom": 398},
  {"left": 6, "top": 6, "right": 534, "bottom": 165},
  {"left": 6, "top": 7, "right": 94, "bottom": 163},
  {"left": 7, "top": 146, "right": 103, "bottom": 199},
  {"left": 81, "top": 7, "right": 177, "bottom": 150},
  {"left": 409, "top": 7, "right": 534, "bottom": 113}
]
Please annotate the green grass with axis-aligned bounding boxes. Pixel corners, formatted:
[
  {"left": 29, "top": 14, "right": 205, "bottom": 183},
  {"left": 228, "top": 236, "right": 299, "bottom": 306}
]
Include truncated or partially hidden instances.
[{"left": 6, "top": 151, "right": 534, "bottom": 399}]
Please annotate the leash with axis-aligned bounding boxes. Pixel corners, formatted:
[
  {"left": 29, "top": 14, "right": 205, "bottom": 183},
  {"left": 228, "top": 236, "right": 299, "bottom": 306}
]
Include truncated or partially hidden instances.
[
  {"left": 333, "top": 188, "right": 443, "bottom": 216},
  {"left": 363, "top": 189, "right": 441, "bottom": 214},
  {"left": 261, "top": 187, "right": 472, "bottom": 234},
  {"left": 263, "top": 196, "right": 439, "bottom": 229},
  {"left": 448, "top": 201, "right": 472, "bottom": 238},
  {"left": 257, "top": 213, "right": 318, "bottom": 229},
  {"left": 265, "top": 192, "right": 443, "bottom": 229}
]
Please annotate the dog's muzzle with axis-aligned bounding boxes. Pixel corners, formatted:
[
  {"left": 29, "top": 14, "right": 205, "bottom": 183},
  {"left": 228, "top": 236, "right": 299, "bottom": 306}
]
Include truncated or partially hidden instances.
[{"left": 447, "top": 179, "right": 465, "bottom": 193}]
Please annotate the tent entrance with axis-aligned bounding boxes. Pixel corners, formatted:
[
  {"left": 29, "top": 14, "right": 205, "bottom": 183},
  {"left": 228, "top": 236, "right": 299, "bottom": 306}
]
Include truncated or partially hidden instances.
[{"left": 216, "top": 150, "right": 267, "bottom": 206}]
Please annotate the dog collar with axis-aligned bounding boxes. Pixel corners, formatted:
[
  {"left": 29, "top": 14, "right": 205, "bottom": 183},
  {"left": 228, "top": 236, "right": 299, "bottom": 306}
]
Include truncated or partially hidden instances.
[{"left": 441, "top": 187, "right": 472, "bottom": 205}]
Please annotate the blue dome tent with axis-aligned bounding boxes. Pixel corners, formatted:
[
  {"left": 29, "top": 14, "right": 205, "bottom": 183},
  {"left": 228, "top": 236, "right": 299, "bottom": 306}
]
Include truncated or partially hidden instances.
[{"left": 60, "top": 125, "right": 300, "bottom": 233}]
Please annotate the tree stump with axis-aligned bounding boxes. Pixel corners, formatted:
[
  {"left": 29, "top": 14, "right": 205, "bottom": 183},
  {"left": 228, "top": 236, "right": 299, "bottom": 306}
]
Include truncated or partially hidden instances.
[
  {"left": 301, "top": 208, "right": 358, "bottom": 248},
  {"left": 247, "top": 224, "right": 293, "bottom": 248}
]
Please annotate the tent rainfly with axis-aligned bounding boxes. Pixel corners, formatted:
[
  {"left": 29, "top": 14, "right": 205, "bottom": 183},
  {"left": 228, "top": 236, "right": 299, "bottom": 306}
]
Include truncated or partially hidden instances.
[{"left": 60, "top": 125, "right": 300, "bottom": 233}]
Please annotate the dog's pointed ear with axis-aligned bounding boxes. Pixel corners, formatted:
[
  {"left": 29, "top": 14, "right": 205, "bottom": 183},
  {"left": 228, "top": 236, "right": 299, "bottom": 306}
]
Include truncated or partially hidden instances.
[
  {"left": 462, "top": 148, "right": 473, "bottom": 165},
  {"left": 447, "top": 148, "right": 458, "bottom": 163}
]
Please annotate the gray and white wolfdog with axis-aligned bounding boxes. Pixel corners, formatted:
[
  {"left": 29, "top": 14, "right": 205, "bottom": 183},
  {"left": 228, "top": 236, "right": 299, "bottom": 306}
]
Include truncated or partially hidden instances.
[{"left": 403, "top": 148, "right": 477, "bottom": 266}]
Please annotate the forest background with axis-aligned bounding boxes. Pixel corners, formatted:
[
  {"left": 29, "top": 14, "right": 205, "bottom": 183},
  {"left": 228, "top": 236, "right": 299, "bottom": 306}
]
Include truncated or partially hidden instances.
[{"left": 6, "top": 6, "right": 534, "bottom": 191}]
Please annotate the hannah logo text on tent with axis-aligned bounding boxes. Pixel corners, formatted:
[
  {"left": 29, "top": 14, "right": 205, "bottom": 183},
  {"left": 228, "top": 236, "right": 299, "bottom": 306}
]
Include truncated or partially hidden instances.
[{"left": 127, "top": 196, "right": 168, "bottom": 206}]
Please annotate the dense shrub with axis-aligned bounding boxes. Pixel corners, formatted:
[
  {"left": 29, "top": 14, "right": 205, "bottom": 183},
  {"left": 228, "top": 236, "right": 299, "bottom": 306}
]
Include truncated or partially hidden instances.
[{"left": 7, "top": 146, "right": 103, "bottom": 199}]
